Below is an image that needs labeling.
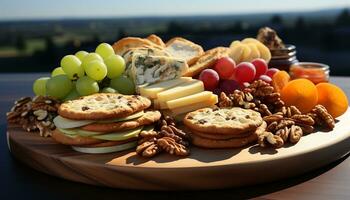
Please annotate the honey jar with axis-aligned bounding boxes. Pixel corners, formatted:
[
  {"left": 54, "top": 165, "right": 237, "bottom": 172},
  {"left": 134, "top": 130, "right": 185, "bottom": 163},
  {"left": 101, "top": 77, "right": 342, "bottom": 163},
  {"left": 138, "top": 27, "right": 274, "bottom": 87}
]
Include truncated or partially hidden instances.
[
  {"left": 289, "top": 62, "right": 330, "bottom": 84},
  {"left": 268, "top": 45, "right": 299, "bottom": 71}
]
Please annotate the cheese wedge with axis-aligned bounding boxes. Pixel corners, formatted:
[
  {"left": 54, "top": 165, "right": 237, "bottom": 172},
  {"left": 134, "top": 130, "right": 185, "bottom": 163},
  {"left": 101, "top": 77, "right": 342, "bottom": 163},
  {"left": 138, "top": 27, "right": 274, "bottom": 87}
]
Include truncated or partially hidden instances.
[
  {"left": 140, "top": 77, "right": 192, "bottom": 99},
  {"left": 169, "top": 95, "right": 218, "bottom": 115},
  {"left": 157, "top": 79, "right": 204, "bottom": 102},
  {"left": 166, "top": 91, "right": 213, "bottom": 109}
]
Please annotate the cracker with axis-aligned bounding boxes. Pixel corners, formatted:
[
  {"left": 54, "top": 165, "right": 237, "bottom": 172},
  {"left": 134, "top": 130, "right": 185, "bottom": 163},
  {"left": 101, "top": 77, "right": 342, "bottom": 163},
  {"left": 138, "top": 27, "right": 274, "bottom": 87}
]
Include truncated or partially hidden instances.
[
  {"left": 183, "top": 107, "right": 263, "bottom": 135},
  {"left": 58, "top": 93, "right": 151, "bottom": 120},
  {"left": 189, "top": 128, "right": 253, "bottom": 140},
  {"left": 80, "top": 110, "right": 161, "bottom": 132},
  {"left": 52, "top": 129, "right": 103, "bottom": 146},
  {"left": 190, "top": 121, "right": 266, "bottom": 148},
  {"left": 75, "top": 137, "right": 137, "bottom": 148}
]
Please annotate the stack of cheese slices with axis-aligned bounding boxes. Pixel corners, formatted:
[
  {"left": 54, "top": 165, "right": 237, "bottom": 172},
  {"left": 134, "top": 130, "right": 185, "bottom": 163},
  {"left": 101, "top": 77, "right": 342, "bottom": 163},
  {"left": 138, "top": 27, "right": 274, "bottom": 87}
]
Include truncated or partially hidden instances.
[
  {"left": 52, "top": 93, "right": 161, "bottom": 154},
  {"left": 140, "top": 77, "right": 218, "bottom": 121}
]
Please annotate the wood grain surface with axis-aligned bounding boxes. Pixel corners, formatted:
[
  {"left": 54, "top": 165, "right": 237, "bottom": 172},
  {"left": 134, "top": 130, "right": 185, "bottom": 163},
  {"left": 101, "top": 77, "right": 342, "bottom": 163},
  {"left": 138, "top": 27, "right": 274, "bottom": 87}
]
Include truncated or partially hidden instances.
[{"left": 1, "top": 74, "right": 350, "bottom": 199}]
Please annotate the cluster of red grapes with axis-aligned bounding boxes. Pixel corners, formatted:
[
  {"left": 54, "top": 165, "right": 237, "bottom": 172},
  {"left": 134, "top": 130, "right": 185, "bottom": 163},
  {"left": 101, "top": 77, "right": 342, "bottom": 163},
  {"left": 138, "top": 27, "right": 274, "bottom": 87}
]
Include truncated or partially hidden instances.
[{"left": 198, "top": 57, "right": 279, "bottom": 94}]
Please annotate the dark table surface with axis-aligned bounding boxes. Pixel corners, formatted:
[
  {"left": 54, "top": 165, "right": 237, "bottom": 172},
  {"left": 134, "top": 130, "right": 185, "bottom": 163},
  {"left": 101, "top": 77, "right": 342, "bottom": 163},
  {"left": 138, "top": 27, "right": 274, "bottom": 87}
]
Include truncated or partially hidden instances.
[{"left": 1, "top": 73, "right": 349, "bottom": 200}]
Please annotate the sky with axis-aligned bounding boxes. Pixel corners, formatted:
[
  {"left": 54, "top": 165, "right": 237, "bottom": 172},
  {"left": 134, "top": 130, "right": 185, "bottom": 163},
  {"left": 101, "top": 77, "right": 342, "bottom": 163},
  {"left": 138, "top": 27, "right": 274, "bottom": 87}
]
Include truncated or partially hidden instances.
[{"left": 0, "top": 0, "right": 349, "bottom": 20}]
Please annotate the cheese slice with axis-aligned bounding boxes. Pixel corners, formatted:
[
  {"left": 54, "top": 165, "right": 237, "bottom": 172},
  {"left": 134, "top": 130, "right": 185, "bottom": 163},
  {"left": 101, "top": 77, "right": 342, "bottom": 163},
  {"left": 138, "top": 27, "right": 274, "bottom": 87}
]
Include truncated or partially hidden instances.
[
  {"left": 139, "top": 77, "right": 192, "bottom": 99},
  {"left": 166, "top": 91, "right": 213, "bottom": 109},
  {"left": 169, "top": 95, "right": 218, "bottom": 115},
  {"left": 157, "top": 79, "right": 204, "bottom": 102}
]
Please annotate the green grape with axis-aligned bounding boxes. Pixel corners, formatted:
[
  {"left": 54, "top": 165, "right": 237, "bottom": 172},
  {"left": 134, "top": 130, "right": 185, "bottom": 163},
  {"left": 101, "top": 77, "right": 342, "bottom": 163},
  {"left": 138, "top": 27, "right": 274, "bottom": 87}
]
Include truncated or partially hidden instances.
[
  {"left": 104, "top": 54, "right": 125, "bottom": 79},
  {"left": 63, "top": 88, "right": 80, "bottom": 101},
  {"left": 61, "top": 55, "right": 84, "bottom": 80},
  {"left": 85, "top": 60, "right": 107, "bottom": 81},
  {"left": 51, "top": 67, "right": 65, "bottom": 77},
  {"left": 46, "top": 75, "right": 73, "bottom": 99},
  {"left": 75, "top": 50, "right": 88, "bottom": 61},
  {"left": 101, "top": 87, "right": 118, "bottom": 93},
  {"left": 95, "top": 43, "right": 114, "bottom": 59},
  {"left": 76, "top": 76, "right": 99, "bottom": 96},
  {"left": 81, "top": 53, "right": 103, "bottom": 70},
  {"left": 110, "top": 76, "right": 135, "bottom": 95},
  {"left": 33, "top": 77, "right": 50, "bottom": 96}
]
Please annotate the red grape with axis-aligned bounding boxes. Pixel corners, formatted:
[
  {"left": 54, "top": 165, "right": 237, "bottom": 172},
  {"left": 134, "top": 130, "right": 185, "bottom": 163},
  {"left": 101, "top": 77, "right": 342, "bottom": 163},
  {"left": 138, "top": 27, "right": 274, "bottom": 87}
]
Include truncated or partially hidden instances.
[
  {"left": 212, "top": 88, "right": 223, "bottom": 96},
  {"left": 219, "top": 80, "right": 240, "bottom": 94},
  {"left": 265, "top": 68, "right": 280, "bottom": 78},
  {"left": 199, "top": 69, "right": 220, "bottom": 91},
  {"left": 213, "top": 57, "right": 236, "bottom": 79},
  {"left": 252, "top": 58, "right": 268, "bottom": 79},
  {"left": 233, "top": 62, "right": 256, "bottom": 83},
  {"left": 259, "top": 75, "right": 272, "bottom": 83}
]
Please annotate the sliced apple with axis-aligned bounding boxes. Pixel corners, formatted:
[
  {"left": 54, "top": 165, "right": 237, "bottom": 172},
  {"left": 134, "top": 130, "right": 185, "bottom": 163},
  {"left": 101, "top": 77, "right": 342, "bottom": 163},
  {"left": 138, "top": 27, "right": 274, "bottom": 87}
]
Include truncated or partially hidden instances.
[
  {"left": 58, "top": 128, "right": 78, "bottom": 136},
  {"left": 71, "top": 141, "right": 137, "bottom": 154},
  {"left": 54, "top": 116, "right": 94, "bottom": 129},
  {"left": 91, "top": 126, "right": 143, "bottom": 141}
]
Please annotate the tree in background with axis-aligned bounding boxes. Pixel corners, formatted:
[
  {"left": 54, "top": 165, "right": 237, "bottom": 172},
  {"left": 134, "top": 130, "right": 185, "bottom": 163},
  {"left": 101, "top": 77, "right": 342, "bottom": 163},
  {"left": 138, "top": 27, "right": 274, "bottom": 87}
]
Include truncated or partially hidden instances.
[
  {"left": 15, "top": 35, "right": 26, "bottom": 52},
  {"left": 336, "top": 9, "right": 350, "bottom": 26}
]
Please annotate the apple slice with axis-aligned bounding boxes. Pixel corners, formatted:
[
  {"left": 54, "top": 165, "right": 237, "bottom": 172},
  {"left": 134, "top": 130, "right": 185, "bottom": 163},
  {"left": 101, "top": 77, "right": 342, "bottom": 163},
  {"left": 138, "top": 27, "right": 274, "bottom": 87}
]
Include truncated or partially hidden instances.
[
  {"left": 95, "top": 110, "right": 144, "bottom": 123},
  {"left": 54, "top": 116, "right": 94, "bottom": 129},
  {"left": 71, "top": 141, "right": 137, "bottom": 154},
  {"left": 91, "top": 126, "right": 143, "bottom": 141},
  {"left": 58, "top": 128, "right": 78, "bottom": 137}
]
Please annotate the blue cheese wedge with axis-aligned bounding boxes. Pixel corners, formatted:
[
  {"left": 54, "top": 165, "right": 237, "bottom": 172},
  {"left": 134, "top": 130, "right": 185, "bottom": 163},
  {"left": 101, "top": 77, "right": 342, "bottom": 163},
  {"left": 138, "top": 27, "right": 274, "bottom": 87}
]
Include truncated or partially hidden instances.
[
  {"left": 129, "top": 54, "right": 188, "bottom": 88},
  {"left": 122, "top": 48, "right": 170, "bottom": 77}
]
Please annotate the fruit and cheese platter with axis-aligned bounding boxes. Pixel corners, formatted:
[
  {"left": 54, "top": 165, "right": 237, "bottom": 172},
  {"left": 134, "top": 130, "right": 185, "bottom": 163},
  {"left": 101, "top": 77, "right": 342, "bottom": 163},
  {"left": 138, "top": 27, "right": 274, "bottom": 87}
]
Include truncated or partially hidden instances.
[{"left": 6, "top": 27, "right": 350, "bottom": 190}]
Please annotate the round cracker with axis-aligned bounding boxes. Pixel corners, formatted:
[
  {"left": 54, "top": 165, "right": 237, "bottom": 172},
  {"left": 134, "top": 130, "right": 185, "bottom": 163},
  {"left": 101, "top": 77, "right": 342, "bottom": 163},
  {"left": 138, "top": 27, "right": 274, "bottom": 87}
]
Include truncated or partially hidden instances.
[
  {"left": 183, "top": 107, "right": 263, "bottom": 135},
  {"left": 58, "top": 93, "right": 151, "bottom": 120},
  {"left": 80, "top": 110, "right": 161, "bottom": 132},
  {"left": 52, "top": 129, "right": 103, "bottom": 146},
  {"left": 190, "top": 121, "right": 266, "bottom": 149},
  {"left": 189, "top": 128, "right": 253, "bottom": 140},
  {"left": 75, "top": 137, "right": 137, "bottom": 148}
]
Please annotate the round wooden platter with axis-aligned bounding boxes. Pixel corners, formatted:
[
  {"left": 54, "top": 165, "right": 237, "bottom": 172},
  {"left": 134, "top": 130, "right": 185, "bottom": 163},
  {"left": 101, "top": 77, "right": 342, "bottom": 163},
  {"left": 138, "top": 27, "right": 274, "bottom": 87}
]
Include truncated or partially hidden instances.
[{"left": 7, "top": 109, "right": 350, "bottom": 190}]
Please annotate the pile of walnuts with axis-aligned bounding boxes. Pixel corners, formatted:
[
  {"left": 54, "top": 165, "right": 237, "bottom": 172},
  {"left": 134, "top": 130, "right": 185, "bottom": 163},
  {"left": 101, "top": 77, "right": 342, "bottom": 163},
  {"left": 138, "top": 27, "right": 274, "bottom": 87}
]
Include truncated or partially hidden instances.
[
  {"left": 219, "top": 80, "right": 335, "bottom": 148},
  {"left": 136, "top": 116, "right": 190, "bottom": 157},
  {"left": 7, "top": 96, "right": 60, "bottom": 137}
]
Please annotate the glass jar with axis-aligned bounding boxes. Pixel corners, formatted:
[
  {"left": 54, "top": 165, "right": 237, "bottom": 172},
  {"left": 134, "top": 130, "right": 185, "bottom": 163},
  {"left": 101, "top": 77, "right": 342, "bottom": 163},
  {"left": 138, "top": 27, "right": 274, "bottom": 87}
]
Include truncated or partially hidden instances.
[
  {"left": 289, "top": 62, "right": 330, "bottom": 84},
  {"left": 268, "top": 45, "right": 299, "bottom": 71}
]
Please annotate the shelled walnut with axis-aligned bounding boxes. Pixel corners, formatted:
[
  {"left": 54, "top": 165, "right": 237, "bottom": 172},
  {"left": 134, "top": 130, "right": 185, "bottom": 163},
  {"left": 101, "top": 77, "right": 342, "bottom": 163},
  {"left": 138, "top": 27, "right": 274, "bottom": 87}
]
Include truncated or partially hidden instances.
[
  {"left": 6, "top": 96, "right": 60, "bottom": 137},
  {"left": 136, "top": 116, "right": 190, "bottom": 157}
]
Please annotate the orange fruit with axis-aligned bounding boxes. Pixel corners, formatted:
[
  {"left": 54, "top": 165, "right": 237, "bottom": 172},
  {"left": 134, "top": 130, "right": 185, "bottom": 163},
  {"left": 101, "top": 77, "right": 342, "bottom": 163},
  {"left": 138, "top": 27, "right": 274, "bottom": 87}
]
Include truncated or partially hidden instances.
[
  {"left": 316, "top": 83, "right": 348, "bottom": 118},
  {"left": 280, "top": 79, "right": 318, "bottom": 113},
  {"left": 272, "top": 70, "right": 290, "bottom": 93}
]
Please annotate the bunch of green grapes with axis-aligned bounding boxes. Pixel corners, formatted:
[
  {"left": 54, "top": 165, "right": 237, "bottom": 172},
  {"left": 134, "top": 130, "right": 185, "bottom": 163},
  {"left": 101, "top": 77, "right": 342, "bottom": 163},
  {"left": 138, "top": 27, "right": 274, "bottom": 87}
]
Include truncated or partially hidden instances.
[{"left": 32, "top": 43, "right": 135, "bottom": 101}]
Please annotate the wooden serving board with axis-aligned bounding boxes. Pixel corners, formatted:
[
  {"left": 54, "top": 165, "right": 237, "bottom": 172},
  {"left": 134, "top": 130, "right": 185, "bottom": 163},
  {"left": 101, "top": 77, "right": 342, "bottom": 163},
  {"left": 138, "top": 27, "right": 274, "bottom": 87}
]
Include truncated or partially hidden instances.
[{"left": 7, "top": 109, "right": 350, "bottom": 190}]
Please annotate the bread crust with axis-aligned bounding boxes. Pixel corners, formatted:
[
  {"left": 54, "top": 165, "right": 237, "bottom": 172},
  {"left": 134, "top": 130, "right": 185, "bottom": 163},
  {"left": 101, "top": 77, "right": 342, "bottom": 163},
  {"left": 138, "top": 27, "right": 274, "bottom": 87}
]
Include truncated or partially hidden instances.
[
  {"left": 146, "top": 34, "right": 165, "bottom": 47},
  {"left": 183, "top": 47, "right": 231, "bottom": 77},
  {"left": 113, "top": 37, "right": 163, "bottom": 55},
  {"left": 58, "top": 93, "right": 151, "bottom": 120},
  {"left": 165, "top": 37, "right": 204, "bottom": 65}
]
